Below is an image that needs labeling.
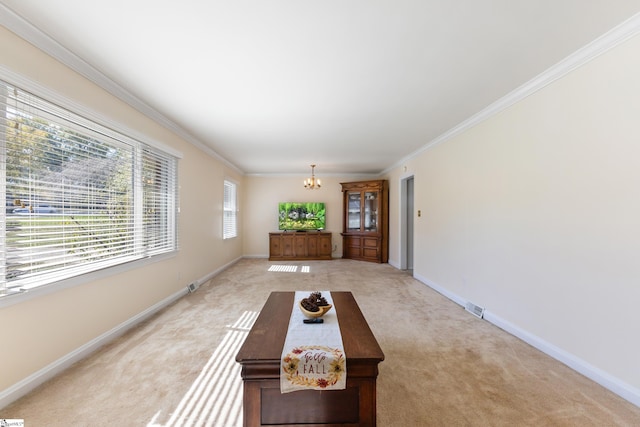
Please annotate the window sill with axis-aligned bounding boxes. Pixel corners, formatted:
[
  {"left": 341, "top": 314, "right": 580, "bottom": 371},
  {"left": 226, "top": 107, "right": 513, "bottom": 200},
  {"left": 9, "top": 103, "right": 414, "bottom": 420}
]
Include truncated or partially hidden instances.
[{"left": 0, "top": 251, "right": 177, "bottom": 309}]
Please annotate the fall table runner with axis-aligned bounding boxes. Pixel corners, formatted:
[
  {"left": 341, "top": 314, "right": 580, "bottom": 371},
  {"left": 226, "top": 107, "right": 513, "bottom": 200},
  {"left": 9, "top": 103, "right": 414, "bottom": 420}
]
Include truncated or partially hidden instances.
[{"left": 280, "top": 291, "right": 347, "bottom": 393}]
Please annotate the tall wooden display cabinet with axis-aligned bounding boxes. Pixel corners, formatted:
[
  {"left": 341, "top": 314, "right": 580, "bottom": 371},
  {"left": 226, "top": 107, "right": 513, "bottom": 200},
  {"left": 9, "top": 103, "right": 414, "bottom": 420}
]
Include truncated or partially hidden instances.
[{"left": 340, "top": 180, "right": 389, "bottom": 263}]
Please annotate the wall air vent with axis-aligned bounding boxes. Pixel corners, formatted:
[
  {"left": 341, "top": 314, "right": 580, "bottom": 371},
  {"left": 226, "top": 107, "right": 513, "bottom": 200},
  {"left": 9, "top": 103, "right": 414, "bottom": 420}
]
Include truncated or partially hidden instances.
[
  {"left": 465, "top": 302, "right": 485, "bottom": 319},
  {"left": 187, "top": 281, "right": 199, "bottom": 293}
]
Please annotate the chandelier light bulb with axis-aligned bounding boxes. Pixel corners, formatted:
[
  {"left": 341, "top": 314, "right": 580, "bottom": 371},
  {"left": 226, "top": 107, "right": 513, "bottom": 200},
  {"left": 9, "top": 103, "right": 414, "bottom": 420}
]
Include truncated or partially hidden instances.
[{"left": 304, "top": 165, "right": 321, "bottom": 189}]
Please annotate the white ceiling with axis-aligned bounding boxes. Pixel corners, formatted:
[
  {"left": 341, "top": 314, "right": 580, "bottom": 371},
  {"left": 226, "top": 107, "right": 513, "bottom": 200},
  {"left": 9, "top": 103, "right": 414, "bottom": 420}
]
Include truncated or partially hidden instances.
[{"left": 2, "top": 1, "right": 639, "bottom": 175}]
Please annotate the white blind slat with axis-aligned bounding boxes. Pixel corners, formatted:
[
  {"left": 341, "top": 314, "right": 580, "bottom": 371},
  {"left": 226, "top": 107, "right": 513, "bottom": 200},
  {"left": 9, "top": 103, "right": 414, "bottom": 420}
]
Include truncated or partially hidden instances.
[
  {"left": 1, "top": 79, "right": 178, "bottom": 294},
  {"left": 223, "top": 180, "right": 237, "bottom": 239}
]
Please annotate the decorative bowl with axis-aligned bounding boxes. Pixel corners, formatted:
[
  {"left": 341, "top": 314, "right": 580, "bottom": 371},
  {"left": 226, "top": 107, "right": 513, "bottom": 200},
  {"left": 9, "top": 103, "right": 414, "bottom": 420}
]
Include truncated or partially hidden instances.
[{"left": 299, "top": 300, "right": 333, "bottom": 318}]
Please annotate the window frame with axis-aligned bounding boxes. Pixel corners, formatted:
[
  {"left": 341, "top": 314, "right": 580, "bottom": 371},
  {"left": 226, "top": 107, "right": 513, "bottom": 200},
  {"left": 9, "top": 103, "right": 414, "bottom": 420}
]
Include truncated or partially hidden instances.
[
  {"left": 0, "top": 69, "right": 181, "bottom": 308},
  {"left": 223, "top": 179, "right": 238, "bottom": 240}
]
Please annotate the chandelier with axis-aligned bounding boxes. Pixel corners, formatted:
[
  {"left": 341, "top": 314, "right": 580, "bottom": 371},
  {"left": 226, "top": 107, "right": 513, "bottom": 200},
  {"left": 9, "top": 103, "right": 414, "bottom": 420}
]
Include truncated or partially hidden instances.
[{"left": 303, "top": 164, "right": 321, "bottom": 189}]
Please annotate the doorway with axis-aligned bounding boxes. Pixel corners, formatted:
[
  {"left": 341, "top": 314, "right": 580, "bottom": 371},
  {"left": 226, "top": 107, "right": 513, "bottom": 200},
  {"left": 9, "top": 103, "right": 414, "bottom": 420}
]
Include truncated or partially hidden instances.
[{"left": 400, "top": 176, "right": 414, "bottom": 273}]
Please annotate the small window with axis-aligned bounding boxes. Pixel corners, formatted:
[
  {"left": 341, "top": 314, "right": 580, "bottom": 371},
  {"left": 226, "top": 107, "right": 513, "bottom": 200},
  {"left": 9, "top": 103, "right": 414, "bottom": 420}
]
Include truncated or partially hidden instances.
[{"left": 223, "top": 180, "right": 237, "bottom": 239}]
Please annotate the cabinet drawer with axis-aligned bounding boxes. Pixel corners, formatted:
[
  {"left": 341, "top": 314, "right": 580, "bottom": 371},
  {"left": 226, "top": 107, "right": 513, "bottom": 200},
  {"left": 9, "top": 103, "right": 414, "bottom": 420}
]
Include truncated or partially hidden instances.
[
  {"left": 363, "top": 237, "right": 378, "bottom": 248},
  {"left": 269, "top": 232, "right": 332, "bottom": 261},
  {"left": 363, "top": 248, "right": 378, "bottom": 258}
]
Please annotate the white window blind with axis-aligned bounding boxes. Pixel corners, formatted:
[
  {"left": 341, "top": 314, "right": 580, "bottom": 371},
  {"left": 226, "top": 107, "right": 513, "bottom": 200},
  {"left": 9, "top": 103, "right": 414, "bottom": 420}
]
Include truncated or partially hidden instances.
[
  {"left": 0, "top": 80, "right": 178, "bottom": 297},
  {"left": 223, "top": 180, "right": 237, "bottom": 239}
]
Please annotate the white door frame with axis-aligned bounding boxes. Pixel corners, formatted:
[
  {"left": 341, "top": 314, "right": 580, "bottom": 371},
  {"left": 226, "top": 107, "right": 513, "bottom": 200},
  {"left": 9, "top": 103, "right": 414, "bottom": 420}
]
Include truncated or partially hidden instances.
[{"left": 399, "top": 175, "right": 414, "bottom": 271}]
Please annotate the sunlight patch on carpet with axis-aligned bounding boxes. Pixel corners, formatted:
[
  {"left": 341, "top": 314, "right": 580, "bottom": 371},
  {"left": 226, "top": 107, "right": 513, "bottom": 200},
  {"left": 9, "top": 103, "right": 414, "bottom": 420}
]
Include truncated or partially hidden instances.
[
  {"left": 147, "top": 310, "right": 258, "bottom": 427},
  {"left": 268, "top": 265, "right": 311, "bottom": 273},
  {"left": 268, "top": 264, "right": 298, "bottom": 272}
]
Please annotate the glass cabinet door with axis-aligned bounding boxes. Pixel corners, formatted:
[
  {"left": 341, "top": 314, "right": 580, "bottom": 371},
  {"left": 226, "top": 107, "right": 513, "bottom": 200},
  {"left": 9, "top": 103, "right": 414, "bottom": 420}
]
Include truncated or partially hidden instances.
[
  {"left": 347, "top": 192, "right": 361, "bottom": 230},
  {"left": 364, "top": 191, "right": 378, "bottom": 231}
]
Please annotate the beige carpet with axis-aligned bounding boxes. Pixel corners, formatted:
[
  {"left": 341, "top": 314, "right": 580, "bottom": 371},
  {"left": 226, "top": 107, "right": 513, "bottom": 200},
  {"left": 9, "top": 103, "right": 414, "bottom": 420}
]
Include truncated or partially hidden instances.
[{"left": 3, "top": 259, "right": 640, "bottom": 426}]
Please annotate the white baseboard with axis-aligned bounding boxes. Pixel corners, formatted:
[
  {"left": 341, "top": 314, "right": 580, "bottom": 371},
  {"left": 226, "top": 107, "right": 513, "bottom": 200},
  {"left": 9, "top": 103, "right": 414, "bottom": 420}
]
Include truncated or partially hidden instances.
[
  {"left": 414, "top": 272, "right": 466, "bottom": 307},
  {"left": 484, "top": 311, "right": 640, "bottom": 408},
  {"left": 413, "top": 272, "right": 640, "bottom": 408},
  {"left": 0, "top": 287, "right": 187, "bottom": 409},
  {"left": 198, "top": 256, "right": 243, "bottom": 284},
  {"left": 0, "top": 258, "right": 245, "bottom": 409}
]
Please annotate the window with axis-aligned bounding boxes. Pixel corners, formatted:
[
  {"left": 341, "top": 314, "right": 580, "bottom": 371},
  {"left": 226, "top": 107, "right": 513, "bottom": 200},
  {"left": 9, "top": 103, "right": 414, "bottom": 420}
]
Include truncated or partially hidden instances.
[
  {"left": 223, "top": 180, "right": 237, "bottom": 239},
  {"left": 0, "top": 79, "right": 178, "bottom": 298}
]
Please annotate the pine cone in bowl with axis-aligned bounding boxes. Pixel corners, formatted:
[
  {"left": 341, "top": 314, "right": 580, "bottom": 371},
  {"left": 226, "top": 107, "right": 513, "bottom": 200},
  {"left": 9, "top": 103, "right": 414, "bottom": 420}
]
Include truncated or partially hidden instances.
[{"left": 299, "top": 291, "right": 333, "bottom": 318}]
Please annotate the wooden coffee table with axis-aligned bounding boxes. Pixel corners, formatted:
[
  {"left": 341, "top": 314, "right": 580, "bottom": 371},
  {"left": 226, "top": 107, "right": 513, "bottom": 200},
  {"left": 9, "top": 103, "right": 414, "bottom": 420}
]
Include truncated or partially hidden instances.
[{"left": 236, "top": 291, "right": 385, "bottom": 427}]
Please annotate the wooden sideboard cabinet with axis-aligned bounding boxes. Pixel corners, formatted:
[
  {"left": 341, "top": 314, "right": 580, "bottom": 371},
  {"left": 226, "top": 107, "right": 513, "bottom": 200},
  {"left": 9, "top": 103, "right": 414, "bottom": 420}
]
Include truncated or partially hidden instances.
[
  {"left": 341, "top": 180, "right": 389, "bottom": 263},
  {"left": 269, "top": 232, "right": 332, "bottom": 261}
]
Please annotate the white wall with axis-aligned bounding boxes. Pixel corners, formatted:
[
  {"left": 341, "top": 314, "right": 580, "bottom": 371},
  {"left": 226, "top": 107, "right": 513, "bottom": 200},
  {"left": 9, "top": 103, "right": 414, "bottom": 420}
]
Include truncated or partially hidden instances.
[
  {"left": 242, "top": 174, "right": 374, "bottom": 258},
  {"left": 385, "top": 33, "right": 640, "bottom": 399},
  {"left": 0, "top": 26, "right": 244, "bottom": 395},
  {"left": 3, "top": 16, "right": 640, "bottom": 410}
]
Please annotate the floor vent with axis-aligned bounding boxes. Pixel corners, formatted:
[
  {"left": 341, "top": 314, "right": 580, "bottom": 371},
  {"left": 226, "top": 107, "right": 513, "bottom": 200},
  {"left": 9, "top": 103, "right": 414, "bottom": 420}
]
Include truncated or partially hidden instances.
[
  {"left": 187, "top": 282, "right": 199, "bottom": 293},
  {"left": 465, "top": 302, "right": 485, "bottom": 319}
]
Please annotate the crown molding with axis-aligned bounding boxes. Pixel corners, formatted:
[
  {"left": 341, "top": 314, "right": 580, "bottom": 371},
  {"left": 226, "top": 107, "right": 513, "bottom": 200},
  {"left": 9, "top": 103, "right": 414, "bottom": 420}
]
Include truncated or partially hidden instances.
[
  {"left": 4, "top": 4, "right": 639, "bottom": 178},
  {"left": 245, "top": 172, "right": 379, "bottom": 178},
  {"left": 0, "top": 64, "right": 186, "bottom": 160},
  {"left": 0, "top": 3, "right": 244, "bottom": 175},
  {"left": 383, "top": 12, "right": 640, "bottom": 176}
]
